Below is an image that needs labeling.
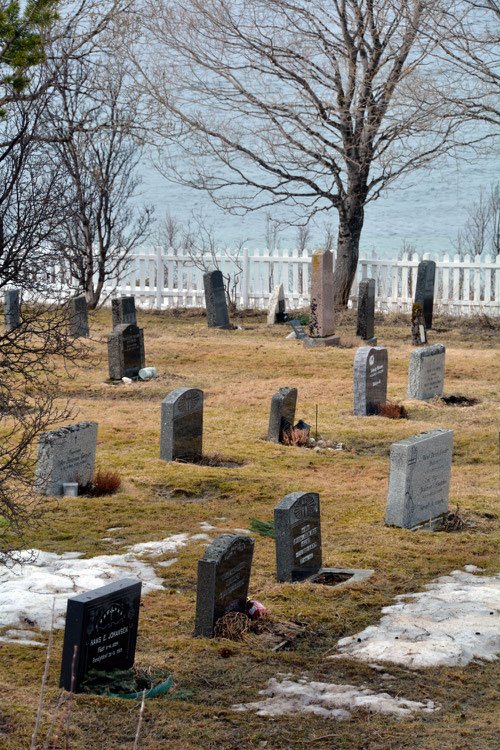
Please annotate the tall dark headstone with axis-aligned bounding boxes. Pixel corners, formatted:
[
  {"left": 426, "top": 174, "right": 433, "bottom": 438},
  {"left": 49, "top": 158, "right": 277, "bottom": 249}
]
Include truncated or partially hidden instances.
[
  {"left": 112, "top": 296, "right": 137, "bottom": 328},
  {"left": 59, "top": 578, "right": 141, "bottom": 692},
  {"left": 107, "top": 323, "right": 145, "bottom": 379},
  {"left": 69, "top": 295, "right": 89, "bottom": 338},
  {"left": 160, "top": 387, "right": 203, "bottom": 462},
  {"left": 203, "top": 270, "right": 231, "bottom": 329},
  {"left": 34, "top": 421, "right": 98, "bottom": 496},
  {"left": 4, "top": 288, "right": 20, "bottom": 330},
  {"left": 274, "top": 492, "right": 322, "bottom": 582},
  {"left": 356, "top": 278, "right": 376, "bottom": 344},
  {"left": 414, "top": 260, "right": 436, "bottom": 329},
  {"left": 194, "top": 534, "right": 254, "bottom": 637},
  {"left": 353, "top": 346, "right": 388, "bottom": 416},
  {"left": 267, "top": 387, "right": 297, "bottom": 443}
]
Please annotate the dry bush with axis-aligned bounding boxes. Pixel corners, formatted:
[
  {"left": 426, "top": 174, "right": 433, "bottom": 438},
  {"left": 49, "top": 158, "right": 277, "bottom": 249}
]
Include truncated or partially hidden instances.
[
  {"left": 213, "top": 611, "right": 254, "bottom": 641},
  {"left": 282, "top": 427, "right": 309, "bottom": 446},
  {"left": 84, "top": 470, "right": 122, "bottom": 497},
  {"left": 377, "top": 401, "right": 408, "bottom": 419}
]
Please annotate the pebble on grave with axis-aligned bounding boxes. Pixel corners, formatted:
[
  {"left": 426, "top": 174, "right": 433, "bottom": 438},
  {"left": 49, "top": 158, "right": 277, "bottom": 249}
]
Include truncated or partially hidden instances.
[
  {"left": 414, "top": 260, "right": 436, "bottom": 330},
  {"left": 267, "top": 284, "right": 286, "bottom": 325},
  {"left": 194, "top": 534, "right": 254, "bottom": 637},
  {"left": 4, "top": 287, "right": 20, "bottom": 330},
  {"left": 160, "top": 387, "right": 203, "bottom": 462},
  {"left": 34, "top": 421, "right": 98, "bottom": 497},
  {"left": 307, "top": 249, "right": 340, "bottom": 347},
  {"left": 411, "top": 302, "right": 427, "bottom": 345},
  {"left": 68, "top": 295, "right": 89, "bottom": 338},
  {"left": 107, "top": 323, "right": 145, "bottom": 379},
  {"left": 59, "top": 578, "right": 142, "bottom": 693},
  {"left": 353, "top": 346, "right": 388, "bottom": 416},
  {"left": 112, "top": 296, "right": 137, "bottom": 328},
  {"left": 385, "top": 427, "right": 453, "bottom": 530},
  {"left": 267, "top": 387, "right": 297, "bottom": 443},
  {"left": 356, "top": 278, "right": 377, "bottom": 345},
  {"left": 406, "top": 343, "right": 445, "bottom": 401},
  {"left": 203, "top": 270, "right": 232, "bottom": 329}
]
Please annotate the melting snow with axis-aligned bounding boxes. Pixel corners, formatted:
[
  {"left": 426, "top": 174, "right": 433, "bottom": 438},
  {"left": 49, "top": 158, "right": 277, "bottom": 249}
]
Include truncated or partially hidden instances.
[
  {"left": 334, "top": 569, "right": 500, "bottom": 668},
  {"left": 233, "top": 677, "right": 438, "bottom": 719}
]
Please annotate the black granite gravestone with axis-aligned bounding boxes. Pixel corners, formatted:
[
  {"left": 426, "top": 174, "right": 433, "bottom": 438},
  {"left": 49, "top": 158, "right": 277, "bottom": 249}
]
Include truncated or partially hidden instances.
[
  {"left": 274, "top": 492, "right": 322, "bottom": 582},
  {"left": 203, "top": 270, "right": 231, "bottom": 329},
  {"left": 267, "top": 387, "right": 298, "bottom": 443},
  {"left": 289, "top": 320, "right": 308, "bottom": 339},
  {"left": 356, "top": 278, "right": 376, "bottom": 344},
  {"left": 353, "top": 346, "right": 388, "bottom": 416},
  {"left": 59, "top": 578, "right": 141, "bottom": 692},
  {"left": 69, "top": 295, "right": 89, "bottom": 338},
  {"left": 112, "top": 296, "right": 137, "bottom": 328},
  {"left": 194, "top": 534, "right": 254, "bottom": 637},
  {"left": 414, "top": 260, "right": 436, "bottom": 329},
  {"left": 107, "top": 323, "right": 145, "bottom": 379},
  {"left": 160, "top": 387, "right": 203, "bottom": 461}
]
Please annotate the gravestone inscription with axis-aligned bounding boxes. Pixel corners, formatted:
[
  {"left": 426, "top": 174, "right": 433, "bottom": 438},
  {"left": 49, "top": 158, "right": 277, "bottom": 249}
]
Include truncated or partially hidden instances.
[
  {"left": 267, "top": 387, "right": 297, "bottom": 443},
  {"left": 385, "top": 427, "right": 453, "bottom": 529},
  {"left": 267, "top": 284, "right": 286, "bottom": 325},
  {"left": 356, "top": 278, "right": 376, "bottom": 344},
  {"left": 34, "top": 421, "right": 98, "bottom": 496},
  {"left": 59, "top": 578, "right": 141, "bottom": 692},
  {"left": 353, "top": 346, "right": 388, "bottom": 416},
  {"left": 160, "top": 387, "right": 203, "bottom": 462},
  {"left": 274, "top": 492, "right": 322, "bottom": 582},
  {"left": 414, "top": 260, "right": 436, "bottom": 329},
  {"left": 203, "top": 270, "right": 231, "bottom": 329},
  {"left": 194, "top": 534, "right": 254, "bottom": 637},
  {"left": 308, "top": 249, "right": 339, "bottom": 346},
  {"left": 69, "top": 295, "right": 89, "bottom": 338},
  {"left": 407, "top": 344, "right": 445, "bottom": 401},
  {"left": 107, "top": 323, "right": 145, "bottom": 379},
  {"left": 112, "top": 296, "right": 137, "bottom": 328},
  {"left": 4, "top": 288, "right": 20, "bottom": 330}
]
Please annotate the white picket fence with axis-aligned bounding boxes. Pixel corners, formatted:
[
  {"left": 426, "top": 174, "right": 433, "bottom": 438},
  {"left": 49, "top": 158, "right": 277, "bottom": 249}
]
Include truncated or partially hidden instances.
[{"left": 54, "top": 247, "right": 500, "bottom": 316}]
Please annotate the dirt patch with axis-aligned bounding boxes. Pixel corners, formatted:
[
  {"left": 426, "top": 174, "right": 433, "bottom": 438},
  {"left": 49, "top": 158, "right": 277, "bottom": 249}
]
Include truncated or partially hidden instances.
[
  {"left": 176, "top": 453, "right": 245, "bottom": 468},
  {"left": 310, "top": 571, "right": 354, "bottom": 586},
  {"left": 213, "top": 611, "right": 309, "bottom": 651},
  {"left": 440, "top": 394, "right": 480, "bottom": 406}
]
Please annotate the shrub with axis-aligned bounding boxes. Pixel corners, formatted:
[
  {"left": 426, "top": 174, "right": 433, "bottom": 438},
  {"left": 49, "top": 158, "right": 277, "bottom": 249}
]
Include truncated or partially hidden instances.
[
  {"left": 377, "top": 401, "right": 408, "bottom": 419},
  {"left": 81, "top": 470, "right": 122, "bottom": 497},
  {"left": 282, "top": 427, "right": 309, "bottom": 446}
]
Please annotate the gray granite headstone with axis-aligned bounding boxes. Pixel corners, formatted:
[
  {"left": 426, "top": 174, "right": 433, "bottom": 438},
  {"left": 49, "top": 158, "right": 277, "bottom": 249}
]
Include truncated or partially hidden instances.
[
  {"left": 112, "top": 296, "right": 137, "bottom": 328},
  {"left": 407, "top": 344, "right": 445, "bottom": 401},
  {"left": 267, "top": 387, "right": 297, "bottom": 443},
  {"left": 194, "top": 534, "right": 254, "bottom": 637},
  {"left": 267, "top": 284, "right": 286, "bottom": 325},
  {"left": 59, "top": 578, "right": 141, "bottom": 692},
  {"left": 34, "top": 421, "right": 98, "bottom": 496},
  {"left": 414, "top": 260, "right": 436, "bottom": 329},
  {"left": 69, "top": 295, "right": 89, "bottom": 338},
  {"left": 4, "top": 288, "right": 20, "bottom": 330},
  {"left": 356, "top": 278, "right": 376, "bottom": 343},
  {"left": 274, "top": 492, "right": 322, "bottom": 582},
  {"left": 107, "top": 323, "right": 145, "bottom": 379},
  {"left": 160, "top": 387, "right": 203, "bottom": 462},
  {"left": 385, "top": 427, "right": 453, "bottom": 529},
  {"left": 353, "top": 346, "right": 388, "bottom": 416},
  {"left": 203, "top": 270, "right": 231, "bottom": 329}
]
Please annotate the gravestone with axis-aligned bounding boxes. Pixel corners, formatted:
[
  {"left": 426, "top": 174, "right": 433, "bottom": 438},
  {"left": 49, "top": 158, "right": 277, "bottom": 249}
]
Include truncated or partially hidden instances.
[
  {"left": 160, "top": 387, "right": 203, "bottom": 462},
  {"left": 288, "top": 320, "right": 308, "bottom": 339},
  {"left": 353, "top": 346, "right": 388, "bottom": 416},
  {"left": 414, "top": 260, "right": 436, "bottom": 329},
  {"left": 308, "top": 249, "right": 339, "bottom": 347},
  {"left": 411, "top": 303, "right": 427, "bottom": 345},
  {"left": 356, "top": 278, "right": 376, "bottom": 344},
  {"left": 267, "top": 387, "right": 297, "bottom": 443},
  {"left": 407, "top": 344, "right": 445, "bottom": 401},
  {"left": 69, "top": 295, "right": 89, "bottom": 338},
  {"left": 107, "top": 323, "right": 145, "bottom": 379},
  {"left": 267, "top": 284, "right": 286, "bottom": 325},
  {"left": 274, "top": 492, "right": 322, "bottom": 582},
  {"left": 385, "top": 427, "right": 453, "bottom": 529},
  {"left": 4, "top": 288, "right": 20, "bottom": 330},
  {"left": 34, "top": 421, "right": 98, "bottom": 496},
  {"left": 59, "top": 578, "right": 141, "bottom": 692},
  {"left": 203, "top": 270, "right": 231, "bottom": 329},
  {"left": 112, "top": 296, "right": 137, "bottom": 328},
  {"left": 194, "top": 534, "right": 254, "bottom": 637}
]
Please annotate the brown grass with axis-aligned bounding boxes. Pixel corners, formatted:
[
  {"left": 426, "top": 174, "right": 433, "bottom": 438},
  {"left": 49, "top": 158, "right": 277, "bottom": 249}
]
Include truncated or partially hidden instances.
[
  {"left": 282, "top": 426, "right": 309, "bottom": 446},
  {"left": 377, "top": 400, "right": 408, "bottom": 419}
]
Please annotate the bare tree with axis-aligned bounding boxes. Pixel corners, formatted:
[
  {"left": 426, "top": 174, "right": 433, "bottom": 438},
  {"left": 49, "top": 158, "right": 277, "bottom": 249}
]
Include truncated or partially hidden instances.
[
  {"left": 455, "top": 182, "right": 499, "bottom": 257},
  {"left": 129, "top": 0, "right": 484, "bottom": 305},
  {"left": 46, "top": 60, "right": 153, "bottom": 309}
]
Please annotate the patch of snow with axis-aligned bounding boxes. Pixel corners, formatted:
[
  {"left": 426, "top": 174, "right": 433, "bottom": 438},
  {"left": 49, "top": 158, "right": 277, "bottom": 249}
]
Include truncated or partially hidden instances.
[
  {"left": 157, "top": 558, "right": 178, "bottom": 568},
  {"left": 233, "top": 528, "right": 251, "bottom": 534},
  {"left": 464, "top": 564, "right": 483, "bottom": 572},
  {"left": 333, "top": 569, "right": 500, "bottom": 668},
  {"left": 199, "top": 522, "right": 217, "bottom": 531},
  {"left": 0, "top": 629, "right": 45, "bottom": 646},
  {"left": 128, "top": 533, "right": 191, "bottom": 557},
  {"left": 106, "top": 526, "right": 124, "bottom": 532},
  {"left": 233, "top": 677, "right": 438, "bottom": 719},
  {"left": 191, "top": 533, "right": 211, "bottom": 541}
]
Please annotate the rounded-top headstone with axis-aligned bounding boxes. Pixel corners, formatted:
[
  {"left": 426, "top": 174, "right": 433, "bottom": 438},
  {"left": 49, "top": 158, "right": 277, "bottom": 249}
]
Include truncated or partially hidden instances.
[
  {"left": 353, "top": 346, "right": 388, "bottom": 416},
  {"left": 267, "top": 387, "right": 297, "bottom": 443},
  {"left": 274, "top": 492, "right": 322, "bottom": 582},
  {"left": 160, "top": 387, "right": 203, "bottom": 461}
]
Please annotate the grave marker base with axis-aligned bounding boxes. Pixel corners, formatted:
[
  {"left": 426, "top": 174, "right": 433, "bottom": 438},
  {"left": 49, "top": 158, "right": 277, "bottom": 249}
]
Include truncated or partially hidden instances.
[
  {"left": 303, "top": 335, "right": 340, "bottom": 348},
  {"left": 300, "top": 567, "right": 374, "bottom": 587}
]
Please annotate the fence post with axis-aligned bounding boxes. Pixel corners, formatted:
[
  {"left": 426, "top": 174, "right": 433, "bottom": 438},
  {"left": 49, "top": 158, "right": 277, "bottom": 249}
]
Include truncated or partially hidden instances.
[
  {"left": 241, "top": 247, "right": 250, "bottom": 308},
  {"left": 156, "top": 246, "right": 164, "bottom": 310}
]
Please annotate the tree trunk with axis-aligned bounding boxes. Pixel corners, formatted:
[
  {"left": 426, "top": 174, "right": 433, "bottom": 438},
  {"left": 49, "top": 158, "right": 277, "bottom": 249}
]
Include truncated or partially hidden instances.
[{"left": 333, "top": 197, "right": 365, "bottom": 308}]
